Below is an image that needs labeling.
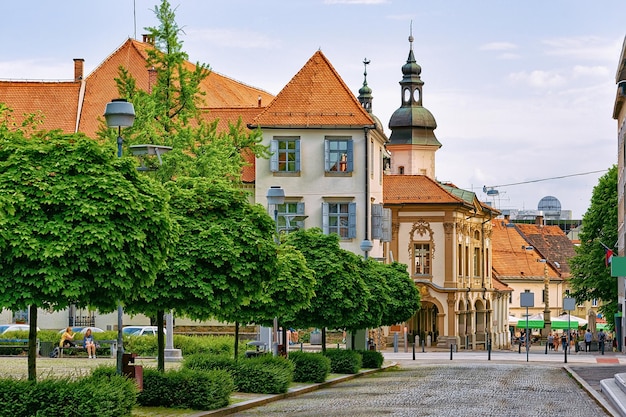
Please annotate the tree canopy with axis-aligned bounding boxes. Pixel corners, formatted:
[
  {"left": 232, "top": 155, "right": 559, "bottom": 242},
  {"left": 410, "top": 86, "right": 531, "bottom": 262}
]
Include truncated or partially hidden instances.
[{"left": 569, "top": 165, "right": 617, "bottom": 321}]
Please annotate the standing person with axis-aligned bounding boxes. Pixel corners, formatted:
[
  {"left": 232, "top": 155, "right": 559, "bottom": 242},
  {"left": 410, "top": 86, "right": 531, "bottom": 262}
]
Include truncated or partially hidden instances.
[
  {"left": 59, "top": 327, "right": 75, "bottom": 348},
  {"left": 547, "top": 333, "right": 554, "bottom": 351},
  {"left": 83, "top": 328, "right": 96, "bottom": 359},
  {"left": 598, "top": 329, "right": 606, "bottom": 355},
  {"left": 584, "top": 329, "right": 593, "bottom": 352},
  {"left": 561, "top": 333, "right": 568, "bottom": 352}
]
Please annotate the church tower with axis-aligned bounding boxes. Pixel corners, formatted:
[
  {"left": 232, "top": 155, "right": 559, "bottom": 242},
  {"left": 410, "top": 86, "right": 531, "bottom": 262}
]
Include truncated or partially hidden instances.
[{"left": 387, "top": 33, "right": 441, "bottom": 178}]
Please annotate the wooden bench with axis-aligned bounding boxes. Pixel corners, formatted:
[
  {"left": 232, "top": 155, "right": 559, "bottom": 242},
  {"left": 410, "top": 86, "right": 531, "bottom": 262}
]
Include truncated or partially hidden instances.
[
  {"left": 59, "top": 339, "right": 117, "bottom": 358},
  {"left": 0, "top": 338, "right": 40, "bottom": 355}
]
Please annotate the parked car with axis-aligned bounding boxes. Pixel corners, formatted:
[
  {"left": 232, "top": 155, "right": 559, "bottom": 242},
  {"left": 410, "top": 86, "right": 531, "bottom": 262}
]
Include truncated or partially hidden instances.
[
  {"left": 0, "top": 324, "right": 39, "bottom": 334},
  {"left": 122, "top": 326, "right": 164, "bottom": 336},
  {"left": 57, "top": 327, "right": 104, "bottom": 334}
]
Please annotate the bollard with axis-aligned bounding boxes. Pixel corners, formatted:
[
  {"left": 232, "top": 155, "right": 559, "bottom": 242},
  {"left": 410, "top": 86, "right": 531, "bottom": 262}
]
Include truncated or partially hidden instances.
[
  {"left": 564, "top": 343, "right": 567, "bottom": 363},
  {"left": 421, "top": 339, "right": 425, "bottom": 353},
  {"left": 488, "top": 339, "right": 491, "bottom": 361},
  {"left": 412, "top": 342, "right": 415, "bottom": 360},
  {"left": 393, "top": 332, "right": 398, "bottom": 353},
  {"left": 545, "top": 342, "right": 548, "bottom": 354},
  {"left": 450, "top": 344, "right": 453, "bottom": 360},
  {"left": 518, "top": 341, "right": 521, "bottom": 354},
  {"left": 300, "top": 342, "right": 303, "bottom": 352}
]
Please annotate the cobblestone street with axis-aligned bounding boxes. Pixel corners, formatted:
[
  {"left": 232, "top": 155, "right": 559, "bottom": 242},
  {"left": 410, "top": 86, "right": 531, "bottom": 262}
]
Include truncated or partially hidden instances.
[{"left": 230, "top": 362, "right": 609, "bottom": 417}]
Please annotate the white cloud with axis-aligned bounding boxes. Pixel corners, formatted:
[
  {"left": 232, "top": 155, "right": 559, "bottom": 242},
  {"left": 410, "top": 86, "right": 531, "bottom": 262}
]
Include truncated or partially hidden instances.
[
  {"left": 480, "top": 42, "right": 517, "bottom": 51},
  {"left": 508, "top": 70, "right": 567, "bottom": 88},
  {"left": 542, "top": 36, "right": 621, "bottom": 62}
]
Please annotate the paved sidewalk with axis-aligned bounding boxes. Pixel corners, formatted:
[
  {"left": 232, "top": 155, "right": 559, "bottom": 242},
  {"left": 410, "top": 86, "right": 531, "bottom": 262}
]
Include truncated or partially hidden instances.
[{"left": 201, "top": 347, "right": 625, "bottom": 416}]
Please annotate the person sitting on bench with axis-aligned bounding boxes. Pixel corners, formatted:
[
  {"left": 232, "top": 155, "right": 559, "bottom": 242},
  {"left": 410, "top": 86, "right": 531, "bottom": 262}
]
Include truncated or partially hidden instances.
[{"left": 60, "top": 327, "right": 75, "bottom": 348}]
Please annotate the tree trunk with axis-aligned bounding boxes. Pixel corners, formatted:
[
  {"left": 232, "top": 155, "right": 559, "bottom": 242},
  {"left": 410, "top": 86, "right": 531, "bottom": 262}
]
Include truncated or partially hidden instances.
[
  {"left": 28, "top": 305, "right": 37, "bottom": 381},
  {"left": 234, "top": 322, "right": 239, "bottom": 361},
  {"left": 157, "top": 310, "right": 164, "bottom": 372}
]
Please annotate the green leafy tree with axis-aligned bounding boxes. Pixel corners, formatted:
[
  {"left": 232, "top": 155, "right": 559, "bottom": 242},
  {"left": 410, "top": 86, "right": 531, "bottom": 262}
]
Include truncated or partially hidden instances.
[
  {"left": 283, "top": 228, "right": 370, "bottom": 352},
  {"left": 0, "top": 131, "right": 173, "bottom": 380},
  {"left": 379, "top": 262, "right": 420, "bottom": 326},
  {"left": 570, "top": 165, "right": 617, "bottom": 322}
]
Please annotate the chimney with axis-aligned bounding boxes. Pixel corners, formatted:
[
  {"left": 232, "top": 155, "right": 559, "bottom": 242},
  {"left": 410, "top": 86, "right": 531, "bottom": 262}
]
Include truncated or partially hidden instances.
[
  {"left": 536, "top": 214, "right": 544, "bottom": 226},
  {"left": 148, "top": 67, "right": 157, "bottom": 93},
  {"left": 142, "top": 34, "right": 155, "bottom": 45},
  {"left": 258, "top": 96, "right": 262, "bottom": 107},
  {"left": 73, "top": 58, "right": 84, "bottom": 81}
]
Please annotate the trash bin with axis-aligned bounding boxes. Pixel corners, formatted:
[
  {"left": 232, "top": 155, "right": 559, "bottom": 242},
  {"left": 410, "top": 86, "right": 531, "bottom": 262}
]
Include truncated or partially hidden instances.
[
  {"left": 310, "top": 330, "right": 322, "bottom": 345},
  {"left": 122, "top": 353, "right": 143, "bottom": 390},
  {"left": 40, "top": 341, "right": 53, "bottom": 357}
]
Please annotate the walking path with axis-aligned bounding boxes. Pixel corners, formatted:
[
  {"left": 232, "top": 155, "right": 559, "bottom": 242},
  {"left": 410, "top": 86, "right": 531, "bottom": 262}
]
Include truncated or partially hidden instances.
[{"left": 202, "top": 346, "right": 625, "bottom": 417}]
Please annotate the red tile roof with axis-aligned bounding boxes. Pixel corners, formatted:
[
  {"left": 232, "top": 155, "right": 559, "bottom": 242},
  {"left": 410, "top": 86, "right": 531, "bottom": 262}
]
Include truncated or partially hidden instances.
[
  {"left": 514, "top": 223, "right": 576, "bottom": 277},
  {"left": 383, "top": 174, "right": 466, "bottom": 204},
  {"left": 251, "top": 50, "right": 375, "bottom": 128},
  {"left": 491, "top": 220, "right": 563, "bottom": 281}
]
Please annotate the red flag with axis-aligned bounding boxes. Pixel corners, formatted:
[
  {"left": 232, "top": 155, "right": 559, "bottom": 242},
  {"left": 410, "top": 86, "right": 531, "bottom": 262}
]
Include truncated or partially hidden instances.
[{"left": 605, "top": 248, "right": 614, "bottom": 267}]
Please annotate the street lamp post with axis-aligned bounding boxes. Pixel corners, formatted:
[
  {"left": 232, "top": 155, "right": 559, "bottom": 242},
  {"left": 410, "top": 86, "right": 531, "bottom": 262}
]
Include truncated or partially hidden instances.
[
  {"left": 266, "top": 186, "right": 285, "bottom": 355},
  {"left": 104, "top": 98, "right": 135, "bottom": 376},
  {"left": 537, "top": 259, "right": 552, "bottom": 338}
]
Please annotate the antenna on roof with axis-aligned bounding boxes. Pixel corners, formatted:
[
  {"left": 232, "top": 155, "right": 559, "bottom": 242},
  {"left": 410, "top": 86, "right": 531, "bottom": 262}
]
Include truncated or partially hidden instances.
[{"left": 134, "top": 0, "right": 137, "bottom": 40}]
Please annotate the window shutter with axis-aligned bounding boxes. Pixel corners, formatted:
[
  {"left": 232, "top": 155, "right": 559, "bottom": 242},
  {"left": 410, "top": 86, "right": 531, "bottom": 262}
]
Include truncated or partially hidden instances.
[
  {"left": 324, "top": 140, "right": 330, "bottom": 172},
  {"left": 270, "top": 140, "right": 278, "bottom": 172},
  {"left": 322, "top": 203, "right": 329, "bottom": 234},
  {"left": 296, "top": 202, "right": 305, "bottom": 229},
  {"left": 382, "top": 208, "right": 391, "bottom": 242},
  {"left": 371, "top": 203, "right": 383, "bottom": 240},
  {"left": 294, "top": 140, "right": 301, "bottom": 172},
  {"left": 347, "top": 140, "right": 354, "bottom": 172},
  {"left": 348, "top": 202, "right": 357, "bottom": 238}
]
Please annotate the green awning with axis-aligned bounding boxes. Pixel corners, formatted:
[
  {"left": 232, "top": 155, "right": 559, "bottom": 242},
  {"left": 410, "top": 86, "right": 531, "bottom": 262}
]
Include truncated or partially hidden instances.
[
  {"left": 550, "top": 320, "right": 582, "bottom": 330},
  {"left": 515, "top": 320, "right": 545, "bottom": 329}
]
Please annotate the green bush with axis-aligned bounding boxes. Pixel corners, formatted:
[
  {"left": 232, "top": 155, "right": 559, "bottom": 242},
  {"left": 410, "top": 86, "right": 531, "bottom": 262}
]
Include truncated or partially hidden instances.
[
  {"left": 324, "top": 349, "right": 362, "bottom": 374},
  {"left": 358, "top": 350, "right": 384, "bottom": 368},
  {"left": 0, "top": 374, "right": 136, "bottom": 417},
  {"left": 183, "top": 353, "right": 238, "bottom": 374},
  {"left": 138, "top": 368, "right": 233, "bottom": 410},
  {"left": 234, "top": 355, "right": 294, "bottom": 394},
  {"left": 289, "top": 351, "right": 331, "bottom": 383}
]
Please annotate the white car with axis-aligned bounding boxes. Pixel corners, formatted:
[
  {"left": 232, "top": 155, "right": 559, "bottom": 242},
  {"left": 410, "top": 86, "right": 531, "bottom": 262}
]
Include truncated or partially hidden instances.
[
  {"left": 122, "top": 326, "right": 164, "bottom": 336},
  {"left": 0, "top": 324, "right": 39, "bottom": 334}
]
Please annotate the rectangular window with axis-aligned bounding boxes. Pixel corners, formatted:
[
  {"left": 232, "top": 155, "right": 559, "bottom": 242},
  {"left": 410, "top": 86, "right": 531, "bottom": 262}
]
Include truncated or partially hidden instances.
[
  {"left": 458, "top": 244, "right": 463, "bottom": 277},
  {"left": 270, "top": 137, "right": 300, "bottom": 173},
  {"left": 473, "top": 247, "right": 480, "bottom": 276},
  {"left": 325, "top": 137, "right": 353, "bottom": 172},
  {"left": 592, "top": 298, "right": 598, "bottom": 307},
  {"left": 322, "top": 202, "right": 356, "bottom": 239},
  {"left": 413, "top": 243, "right": 431, "bottom": 275},
  {"left": 277, "top": 202, "right": 305, "bottom": 232}
]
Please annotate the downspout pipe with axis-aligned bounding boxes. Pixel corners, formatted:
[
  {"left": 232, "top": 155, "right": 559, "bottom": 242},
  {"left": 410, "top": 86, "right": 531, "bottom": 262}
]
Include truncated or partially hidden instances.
[{"left": 364, "top": 127, "right": 369, "bottom": 243}]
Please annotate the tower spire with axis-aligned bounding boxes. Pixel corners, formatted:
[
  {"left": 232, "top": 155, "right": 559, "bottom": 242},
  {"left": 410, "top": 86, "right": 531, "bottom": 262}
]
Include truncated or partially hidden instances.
[{"left": 358, "top": 57, "right": 373, "bottom": 113}]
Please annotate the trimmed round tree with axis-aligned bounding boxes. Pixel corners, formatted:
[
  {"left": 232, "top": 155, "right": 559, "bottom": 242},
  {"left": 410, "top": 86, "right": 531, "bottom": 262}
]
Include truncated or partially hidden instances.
[{"left": 0, "top": 132, "right": 174, "bottom": 380}]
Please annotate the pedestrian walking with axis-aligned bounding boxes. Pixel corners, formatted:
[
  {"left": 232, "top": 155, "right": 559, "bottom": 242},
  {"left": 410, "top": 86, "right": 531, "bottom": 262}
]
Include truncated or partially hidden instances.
[
  {"left": 584, "top": 329, "right": 592, "bottom": 352},
  {"left": 598, "top": 329, "right": 606, "bottom": 355}
]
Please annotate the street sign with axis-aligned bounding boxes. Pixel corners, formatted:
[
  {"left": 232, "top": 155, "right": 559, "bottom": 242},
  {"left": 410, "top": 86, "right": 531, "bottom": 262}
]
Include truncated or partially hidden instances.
[{"left": 611, "top": 256, "right": 626, "bottom": 277}]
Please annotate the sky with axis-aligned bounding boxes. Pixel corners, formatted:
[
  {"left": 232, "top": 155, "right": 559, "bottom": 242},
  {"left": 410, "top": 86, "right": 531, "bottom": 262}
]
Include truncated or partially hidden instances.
[{"left": 1, "top": 0, "right": 623, "bottom": 219}]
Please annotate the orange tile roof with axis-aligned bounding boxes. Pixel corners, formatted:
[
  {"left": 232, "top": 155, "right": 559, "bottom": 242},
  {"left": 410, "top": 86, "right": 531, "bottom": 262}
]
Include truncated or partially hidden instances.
[
  {"left": 0, "top": 38, "right": 272, "bottom": 139},
  {"left": 492, "top": 277, "right": 513, "bottom": 292},
  {"left": 514, "top": 223, "right": 576, "bottom": 277},
  {"left": 0, "top": 81, "right": 80, "bottom": 133},
  {"left": 383, "top": 174, "right": 466, "bottom": 205},
  {"left": 491, "top": 220, "right": 563, "bottom": 281},
  {"left": 251, "top": 50, "right": 375, "bottom": 128}
]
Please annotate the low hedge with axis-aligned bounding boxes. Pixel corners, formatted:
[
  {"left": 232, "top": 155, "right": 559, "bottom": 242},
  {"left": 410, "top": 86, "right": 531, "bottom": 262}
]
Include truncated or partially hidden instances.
[
  {"left": 234, "top": 355, "right": 294, "bottom": 394},
  {"left": 358, "top": 349, "right": 384, "bottom": 368},
  {"left": 137, "top": 368, "right": 234, "bottom": 410},
  {"left": 0, "top": 373, "right": 136, "bottom": 417},
  {"left": 323, "top": 348, "right": 362, "bottom": 374},
  {"left": 289, "top": 351, "right": 331, "bottom": 383},
  {"left": 183, "top": 353, "right": 294, "bottom": 394}
]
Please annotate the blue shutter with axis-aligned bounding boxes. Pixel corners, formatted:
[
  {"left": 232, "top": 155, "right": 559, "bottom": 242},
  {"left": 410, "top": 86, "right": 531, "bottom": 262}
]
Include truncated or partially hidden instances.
[
  {"left": 347, "top": 139, "right": 354, "bottom": 172},
  {"left": 296, "top": 202, "right": 305, "bottom": 229},
  {"left": 371, "top": 203, "right": 383, "bottom": 240},
  {"left": 348, "top": 202, "right": 357, "bottom": 238},
  {"left": 294, "top": 140, "right": 301, "bottom": 172},
  {"left": 382, "top": 208, "right": 391, "bottom": 242},
  {"left": 322, "top": 203, "right": 329, "bottom": 234},
  {"left": 324, "top": 140, "right": 330, "bottom": 172},
  {"left": 270, "top": 140, "right": 278, "bottom": 172}
]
